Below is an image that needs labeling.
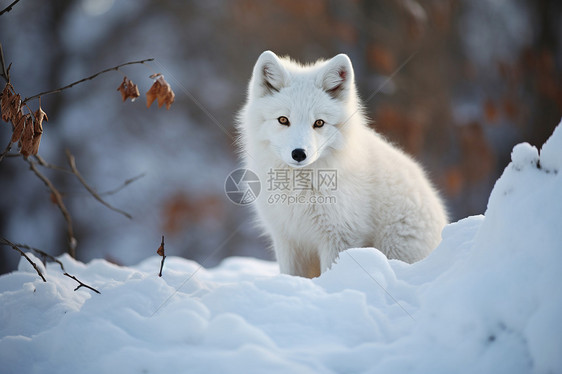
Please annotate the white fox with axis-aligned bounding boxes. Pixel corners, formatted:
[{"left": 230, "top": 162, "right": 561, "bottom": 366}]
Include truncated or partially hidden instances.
[{"left": 237, "top": 51, "right": 448, "bottom": 278}]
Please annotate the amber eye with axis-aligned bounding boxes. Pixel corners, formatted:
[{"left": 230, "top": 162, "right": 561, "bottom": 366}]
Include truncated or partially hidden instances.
[
  {"left": 313, "top": 119, "right": 325, "bottom": 128},
  {"left": 278, "top": 116, "right": 290, "bottom": 126}
]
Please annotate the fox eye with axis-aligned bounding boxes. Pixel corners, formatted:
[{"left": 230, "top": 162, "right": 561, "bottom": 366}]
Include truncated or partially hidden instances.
[
  {"left": 278, "top": 116, "right": 290, "bottom": 126},
  {"left": 313, "top": 119, "right": 325, "bottom": 128}
]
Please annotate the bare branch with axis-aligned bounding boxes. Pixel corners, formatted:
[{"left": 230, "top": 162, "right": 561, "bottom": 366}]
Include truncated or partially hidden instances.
[
  {"left": 63, "top": 272, "right": 101, "bottom": 294},
  {"left": 34, "top": 155, "right": 143, "bottom": 193},
  {"left": 100, "top": 172, "right": 146, "bottom": 196},
  {"left": 0, "top": 43, "right": 9, "bottom": 83},
  {"left": 22, "top": 58, "right": 155, "bottom": 104},
  {"left": 66, "top": 150, "right": 132, "bottom": 219},
  {"left": 0, "top": 0, "right": 20, "bottom": 16},
  {"left": 11, "top": 242, "right": 66, "bottom": 271},
  {"left": 2, "top": 153, "right": 20, "bottom": 158},
  {"left": 35, "top": 156, "right": 144, "bottom": 198},
  {"left": 11, "top": 152, "right": 137, "bottom": 259},
  {"left": 157, "top": 235, "right": 166, "bottom": 277},
  {"left": 0, "top": 139, "right": 12, "bottom": 163},
  {"left": 1, "top": 239, "right": 101, "bottom": 294},
  {"left": 0, "top": 237, "right": 47, "bottom": 282},
  {"left": 27, "top": 157, "right": 77, "bottom": 257},
  {"left": 34, "top": 154, "right": 73, "bottom": 174}
]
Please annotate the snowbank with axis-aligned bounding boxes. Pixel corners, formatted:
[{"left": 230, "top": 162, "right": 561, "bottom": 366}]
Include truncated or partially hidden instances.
[{"left": 1, "top": 122, "right": 561, "bottom": 374}]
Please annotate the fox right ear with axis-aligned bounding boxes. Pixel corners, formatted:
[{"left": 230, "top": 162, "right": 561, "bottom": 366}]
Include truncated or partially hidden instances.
[
  {"left": 250, "top": 51, "right": 287, "bottom": 97},
  {"left": 320, "top": 54, "right": 354, "bottom": 102}
]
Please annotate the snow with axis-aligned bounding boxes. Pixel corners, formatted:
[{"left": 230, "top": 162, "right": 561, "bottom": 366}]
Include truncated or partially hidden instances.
[
  {"left": 510, "top": 142, "right": 539, "bottom": 170},
  {"left": 540, "top": 124, "right": 562, "bottom": 173},
  {"left": 2, "top": 120, "right": 562, "bottom": 374}
]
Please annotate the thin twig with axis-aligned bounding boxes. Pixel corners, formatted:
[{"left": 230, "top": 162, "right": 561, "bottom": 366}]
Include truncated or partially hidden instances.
[
  {"left": 0, "top": 139, "right": 12, "bottom": 163},
  {"left": 1, "top": 239, "right": 100, "bottom": 294},
  {"left": 63, "top": 273, "right": 101, "bottom": 294},
  {"left": 27, "top": 157, "right": 77, "bottom": 258},
  {"left": 151, "top": 224, "right": 243, "bottom": 316},
  {"left": 12, "top": 242, "right": 65, "bottom": 271},
  {"left": 22, "top": 58, "right": 154, "bottom": 104},
  {"left": 35, "top": 155, "right": 144, "bottom": 192},
  {"left": 34, "top": 154, "right": 74, "bottom": 174},
  {"left": 0, "top": 43, "right": 9, "bottom": 83},
  {"left": 65, "top": 150, "right": 132, "bottom": 219},
  {"left": 157, "top": 235, "right": 166, "bottom": 277},
  {"left": 0, "top": 237, "right": 47, "bottom": 282},
  {"left": 0, "top": 0, "right": 20, "bottom": 16},
  {"left": 100, "top": 172, "right": 146, "bottom": 196}
]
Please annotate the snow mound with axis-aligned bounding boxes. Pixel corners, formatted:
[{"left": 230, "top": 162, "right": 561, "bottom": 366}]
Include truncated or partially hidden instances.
[
  {"left": 539, "top": 121, "right": 562, "bottom": 172},
  {"left": 511, "top": 142, "right": 539, "bottom": 170},
  {"left": 1, "top": 122, "right": 561, "bottom": 374}
]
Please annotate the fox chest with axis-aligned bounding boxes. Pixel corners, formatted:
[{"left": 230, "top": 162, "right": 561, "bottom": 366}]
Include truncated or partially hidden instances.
[{"left": 256, "top": 184, "right": 373, "bottom": 247}]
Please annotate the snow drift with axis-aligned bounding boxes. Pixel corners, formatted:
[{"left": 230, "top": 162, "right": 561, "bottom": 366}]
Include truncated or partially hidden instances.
[{"left": 1, "top": 122, "right": 561, "bottom": 374}]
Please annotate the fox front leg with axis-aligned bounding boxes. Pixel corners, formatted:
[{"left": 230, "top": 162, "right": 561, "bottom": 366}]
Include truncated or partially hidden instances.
[{"left": 273, "top": 237, "right": 320, "bottom": 278}]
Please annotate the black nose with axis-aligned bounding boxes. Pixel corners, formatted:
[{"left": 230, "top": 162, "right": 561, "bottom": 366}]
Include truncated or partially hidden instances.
[{"left": 291, "top": 148, "right": 307, "bottom": 162}]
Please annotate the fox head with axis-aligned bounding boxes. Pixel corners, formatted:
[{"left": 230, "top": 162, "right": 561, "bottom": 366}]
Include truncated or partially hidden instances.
[{"left": 241, "top": 51, "right": 359, "bottom": 168}]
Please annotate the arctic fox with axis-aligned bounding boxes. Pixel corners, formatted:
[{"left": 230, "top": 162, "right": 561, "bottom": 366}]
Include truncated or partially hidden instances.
[{"left": 237, "top": 51, "right": 448, "bottom": 278}]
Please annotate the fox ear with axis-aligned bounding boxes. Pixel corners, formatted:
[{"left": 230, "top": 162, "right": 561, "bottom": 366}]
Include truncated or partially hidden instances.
[
  {"left": 251, "top": 51, "right": 287, "bottom": 97},
  {"left": 320, "top": 54, "right": 354, "bottom": 101}
]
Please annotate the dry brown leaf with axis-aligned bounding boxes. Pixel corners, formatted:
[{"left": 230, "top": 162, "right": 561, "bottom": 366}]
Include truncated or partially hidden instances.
[
  {"left": 157, "top": 244, "right": 165, "bottom": 257},
  {"left": 9, "top": 94, "right": 22, "bottom": 120},
  {"left": 156, "top": 83, "right": 167, "bottom": 108},
  {"left": 146, "top": 74, "right": 174, "bottom": 110},
  {"left": 161, "top": 77, "right": 175, "bottom": 110},
  {"left": 29, "top": 107, "right": 47, "bottom": 156},
  {"left": 19, "top": 115, "right": 35, "bottom": 157},
  {"left": 11, "top": 111, "right": 26, "bottom": 143},
  {"left": 34, "top": 107, "right": 48, "bottom": 126},
  {"left": 117, "top": 76, "right": 140, "bottom": 102},
  {"left": 146, "top": 79, "right": 160, "bottom": 109},
  {"left": 30, "top": 130, "right": 42, "bottom": 156},
  {"left": 2, "top": 90, "right": 22, "bottom": 124},
  {"left": 1, "top": 83, "right": 14, "bottom": 122}
]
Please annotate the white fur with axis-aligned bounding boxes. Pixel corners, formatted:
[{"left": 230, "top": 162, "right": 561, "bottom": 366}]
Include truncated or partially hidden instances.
[{"left": 237, "top": 51, "right": 448, "bottom": 278}]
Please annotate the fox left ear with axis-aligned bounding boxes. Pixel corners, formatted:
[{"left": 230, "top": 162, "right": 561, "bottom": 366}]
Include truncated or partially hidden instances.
[
  {"left": 319, "top": 54, "right": 354, "bottom": 101},
  {"left": 250, "top": 50, "right": 288, "bottom": 98}
]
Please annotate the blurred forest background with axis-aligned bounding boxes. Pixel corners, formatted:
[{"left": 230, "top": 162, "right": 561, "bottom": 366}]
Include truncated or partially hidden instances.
[{"left": 1, "top": 0, "right": 561, "bottom": 274}]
